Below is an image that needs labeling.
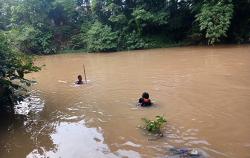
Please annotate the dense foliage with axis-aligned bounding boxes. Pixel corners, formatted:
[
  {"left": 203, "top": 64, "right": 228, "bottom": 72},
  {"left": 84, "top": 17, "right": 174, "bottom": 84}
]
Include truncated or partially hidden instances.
[
  {"left": 85, "top": 22, "right": 118, "bottom": 52},
  {"left": 196, "top": 0, "right": 234, "bottom": 44},
  {"left": 0, "top": 0, "right": 249, "bottom": 53},
  {"left": 0, "top": 32, "right": 40, "bottom": 115}
]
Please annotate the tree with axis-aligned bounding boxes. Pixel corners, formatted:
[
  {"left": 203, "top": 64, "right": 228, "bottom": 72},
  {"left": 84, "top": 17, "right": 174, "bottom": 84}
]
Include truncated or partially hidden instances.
[
  {"left": 196, "top": 0, "right": 234, "bottom": 45},
  {"left": 0, "top": 32, "right": 40, "bottom": 115},
  {"left": 0, "top": 0, "right": 249, "bottom": 54},
  {"left": 227, "top": 0, "right": 250, "bottom": 43},
  {"left": 7, "top": 25, "right": 55, "bottom": 54},
  {"left": 132, "top": 8, "right": 168, "bottom": 34},
  {"left": 85, "top": 21, "right": 118, "bottom": 52}
]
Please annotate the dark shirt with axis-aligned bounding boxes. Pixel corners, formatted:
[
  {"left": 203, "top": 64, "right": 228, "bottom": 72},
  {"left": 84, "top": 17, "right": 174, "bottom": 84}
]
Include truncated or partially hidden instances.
[
  {"left": 76, "top": 81, "right": 83, "bottom": 84},
  {"left": 139, "top": 98, "right": 152, "bottom": 107}
]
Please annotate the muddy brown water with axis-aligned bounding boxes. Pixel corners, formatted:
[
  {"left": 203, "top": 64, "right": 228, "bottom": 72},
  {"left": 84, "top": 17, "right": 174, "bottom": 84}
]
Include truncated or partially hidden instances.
[{"left": 1, "top": 46, "right": 250, "bottom": 158}]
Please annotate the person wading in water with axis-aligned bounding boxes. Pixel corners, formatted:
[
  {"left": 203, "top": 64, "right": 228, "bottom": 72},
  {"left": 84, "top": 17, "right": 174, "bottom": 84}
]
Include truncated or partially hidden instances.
[
  {"left": 76, "top": 75, "right": 83, "bottom": 84},
  {"left": 138, "top": 92, "right": 152, "bottom": 107}
]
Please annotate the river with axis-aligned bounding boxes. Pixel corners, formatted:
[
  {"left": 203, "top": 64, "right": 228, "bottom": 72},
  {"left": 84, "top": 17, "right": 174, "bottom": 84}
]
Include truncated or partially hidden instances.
[{"left": 1, "top": 46, "right": 250, "bottom": 158}]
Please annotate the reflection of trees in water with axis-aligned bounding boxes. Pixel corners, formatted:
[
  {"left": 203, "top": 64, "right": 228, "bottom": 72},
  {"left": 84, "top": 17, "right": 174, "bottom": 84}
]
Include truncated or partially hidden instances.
[
  {"left": 0, "top": 114, "right": 56, "bottom": 158},
  {"left": 0, "top": 91, "right": 58, "bottom": 158}
]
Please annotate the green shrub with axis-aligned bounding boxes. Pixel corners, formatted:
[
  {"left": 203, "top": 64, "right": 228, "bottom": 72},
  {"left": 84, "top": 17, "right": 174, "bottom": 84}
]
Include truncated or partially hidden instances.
[
  {"left": 69, "top": 33, "right": 85, "bottom": 50},
  {"left": 122, "top": 31, "right": 149, "bottom": 50},
  {"left": 196, "top": 0, "right": 234, "bottom": 45},
  {"left": 142, "top": 116, "right": 167, "bottom": 134},
  {"left": 7, "top": 25, "right": 56, "bottom": 54},
  {"left": 85, "top": 21, "right": 118, "bottom": 52}
]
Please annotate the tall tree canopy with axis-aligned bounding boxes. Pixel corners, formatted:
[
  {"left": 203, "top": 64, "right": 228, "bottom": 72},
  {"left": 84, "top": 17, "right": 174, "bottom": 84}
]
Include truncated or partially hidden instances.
[{"left": 0, "top": 0, "right": 249, "bottom": 53}]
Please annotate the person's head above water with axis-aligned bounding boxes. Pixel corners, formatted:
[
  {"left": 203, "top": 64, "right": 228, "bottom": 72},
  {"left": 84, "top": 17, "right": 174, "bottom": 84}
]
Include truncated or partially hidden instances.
[
  {"left": 76, "top": 75, "right": 83, "bottom": 84},
  {"left": 78, "top": 75, "right": 82, "bottom": 81},
  {"left": 138, "top": 92, "right": 152, "bottom": 106},
  {"left": 142, "top": 92, "right": 149, "bottom": 99}
]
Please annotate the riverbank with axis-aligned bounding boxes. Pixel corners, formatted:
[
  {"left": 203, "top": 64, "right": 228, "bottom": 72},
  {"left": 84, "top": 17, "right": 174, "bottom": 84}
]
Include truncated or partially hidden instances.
[
  {"left": 57, "top": 43, "right": 249, "bottom": 54},
  {"left": 57, "top": 43, "right": 188, "bottom": 54}
]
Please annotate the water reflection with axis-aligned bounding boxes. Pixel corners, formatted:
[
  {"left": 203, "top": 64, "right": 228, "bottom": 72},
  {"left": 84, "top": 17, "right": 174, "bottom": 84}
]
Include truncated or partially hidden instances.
[
  {"left": 1, "top": 92, "right": 142, "bottom": 158},
  {"left": 15, "top": 90, "right": 44, "bottom": 115},
  {"left": 27, "top": 120, "right": 141, "bottom": 158},
  {"left": 0, "top": 92, "right": 55, "bottom": 158},
  {"left": 28, "top": 120, "right": 108, "bottom": 157}
]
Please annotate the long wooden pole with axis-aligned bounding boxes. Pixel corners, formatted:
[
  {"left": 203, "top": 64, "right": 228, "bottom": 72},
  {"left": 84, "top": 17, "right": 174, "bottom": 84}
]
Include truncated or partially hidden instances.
[{"left": 83, "top": 64, "right": 87, "bottom": 84}]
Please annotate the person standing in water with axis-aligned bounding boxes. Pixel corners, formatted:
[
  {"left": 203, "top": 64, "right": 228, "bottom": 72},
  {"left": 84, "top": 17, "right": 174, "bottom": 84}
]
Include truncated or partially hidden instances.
[{"left": 76, "top": 75, "right": 83, "bottom": 84}]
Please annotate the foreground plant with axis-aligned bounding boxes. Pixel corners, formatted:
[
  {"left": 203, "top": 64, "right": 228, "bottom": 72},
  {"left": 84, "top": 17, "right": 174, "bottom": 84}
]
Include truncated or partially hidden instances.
[{"left": 142, "top": 116, "right": 167, "bottom": 134}]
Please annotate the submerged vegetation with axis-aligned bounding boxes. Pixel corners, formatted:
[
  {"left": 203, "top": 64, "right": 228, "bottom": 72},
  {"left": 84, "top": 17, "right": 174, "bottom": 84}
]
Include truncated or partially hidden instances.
[
  {"left": 142, "top": 116, "right": 167, "bottom": 134},
  {"left": 0, "top": 0, "right": 249, "bottom": 54}
]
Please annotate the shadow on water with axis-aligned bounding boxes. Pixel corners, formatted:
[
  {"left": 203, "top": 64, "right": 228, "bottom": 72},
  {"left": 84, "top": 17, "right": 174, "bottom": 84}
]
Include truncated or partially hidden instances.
[{"left": 0, "top": 91, "right": 56, "bottom": 158}]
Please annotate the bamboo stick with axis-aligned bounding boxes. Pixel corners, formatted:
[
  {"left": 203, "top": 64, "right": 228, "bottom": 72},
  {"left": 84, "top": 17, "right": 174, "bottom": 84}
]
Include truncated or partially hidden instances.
[{"left": 83, "top": 64, "right": 87, "bottom": 84}]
